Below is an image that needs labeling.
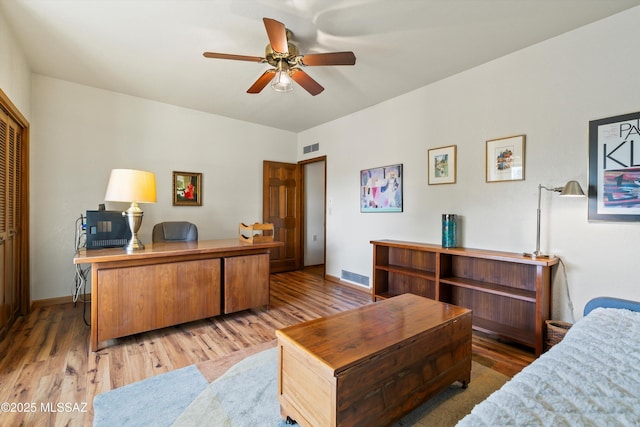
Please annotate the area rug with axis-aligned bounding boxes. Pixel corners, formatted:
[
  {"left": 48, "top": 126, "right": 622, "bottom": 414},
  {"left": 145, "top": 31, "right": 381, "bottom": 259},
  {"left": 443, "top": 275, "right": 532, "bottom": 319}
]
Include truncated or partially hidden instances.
[
  {"left": 94, "top": 346, "right": 509, "bottom": 427},
  {"left": 93, "top": 364, "right": 208, "bottom": 427}
]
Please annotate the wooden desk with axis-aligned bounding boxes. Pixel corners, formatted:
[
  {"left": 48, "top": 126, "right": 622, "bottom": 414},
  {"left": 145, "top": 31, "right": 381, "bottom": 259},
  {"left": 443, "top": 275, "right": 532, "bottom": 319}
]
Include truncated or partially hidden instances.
[
  {"left": 74, "top": 239, "right": 283, "bottom": 351},
  {"left": 276, "top": 294, "right": 472, "bottom": 427}
]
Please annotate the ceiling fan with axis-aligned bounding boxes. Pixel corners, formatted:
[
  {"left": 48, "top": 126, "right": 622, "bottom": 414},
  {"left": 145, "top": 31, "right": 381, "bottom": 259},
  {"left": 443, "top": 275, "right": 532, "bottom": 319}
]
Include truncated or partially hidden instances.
[{"left": 203, "top": 18, "right": 356, "bottom": 96}]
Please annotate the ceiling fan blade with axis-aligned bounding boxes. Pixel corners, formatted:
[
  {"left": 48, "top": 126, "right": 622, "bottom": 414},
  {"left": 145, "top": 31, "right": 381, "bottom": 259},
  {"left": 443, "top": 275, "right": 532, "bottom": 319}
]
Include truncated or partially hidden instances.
[
  {"left": 300, "top": 52, "right": 356, "bottom": 66},
  {"left": 263, "top": 18, "right": 289, "bottom": 54},
  {"left": 247, "top": 70, "right": 276, "bottom": 94},
  {"left": 203, "top": 52, "right": 265, "bottom": 62},
  {"left": 290, "top": 69, "right": 324, "bottom": 96}
]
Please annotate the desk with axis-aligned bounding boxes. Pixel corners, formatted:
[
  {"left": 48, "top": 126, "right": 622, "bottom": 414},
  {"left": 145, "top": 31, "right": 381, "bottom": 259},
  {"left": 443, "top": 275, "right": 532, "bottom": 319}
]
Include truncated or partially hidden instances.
[{"left": 74, "top": 239, "right": 283, "bottom": 351}]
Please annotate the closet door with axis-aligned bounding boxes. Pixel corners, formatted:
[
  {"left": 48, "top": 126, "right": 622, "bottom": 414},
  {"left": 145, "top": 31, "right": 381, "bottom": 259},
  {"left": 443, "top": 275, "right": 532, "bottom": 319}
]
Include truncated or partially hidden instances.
[
  {"left": 7, "top": 115, "right": 21, "bottom": 325},
  {"left": 0, "top": 110, "right": 7, "bottom": 333},
  {"left": 0, "top": 107, "right": 22, "bottom": 338}
]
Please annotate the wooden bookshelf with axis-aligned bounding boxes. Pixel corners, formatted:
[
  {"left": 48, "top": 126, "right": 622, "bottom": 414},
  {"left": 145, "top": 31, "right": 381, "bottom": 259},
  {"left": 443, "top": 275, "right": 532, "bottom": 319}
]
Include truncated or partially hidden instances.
[{"left": 371, "top": 240, "right": 558, "bottom": 356}]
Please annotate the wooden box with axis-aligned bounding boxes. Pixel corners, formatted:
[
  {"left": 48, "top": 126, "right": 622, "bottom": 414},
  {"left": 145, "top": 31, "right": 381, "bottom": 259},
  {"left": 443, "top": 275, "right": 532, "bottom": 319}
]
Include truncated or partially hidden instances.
[
  {"left": 276, "top": 294, "right": 472, "bottom": 427},
  {"left": 238, "top": 222, "right": 274, "bottom": 243}
]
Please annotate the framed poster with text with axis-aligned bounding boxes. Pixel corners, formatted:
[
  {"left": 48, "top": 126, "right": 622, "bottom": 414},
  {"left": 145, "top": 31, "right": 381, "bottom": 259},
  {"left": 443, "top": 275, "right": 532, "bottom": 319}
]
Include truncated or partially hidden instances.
[{"left": 588, "top": 111, "right": 640, "bottom": 221}]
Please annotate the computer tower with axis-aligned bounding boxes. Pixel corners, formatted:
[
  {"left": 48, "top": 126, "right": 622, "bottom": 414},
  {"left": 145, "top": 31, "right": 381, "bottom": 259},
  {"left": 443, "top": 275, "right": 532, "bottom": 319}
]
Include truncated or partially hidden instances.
[{"left": 85, "top": 210, "right": 131, "bottom": 249}]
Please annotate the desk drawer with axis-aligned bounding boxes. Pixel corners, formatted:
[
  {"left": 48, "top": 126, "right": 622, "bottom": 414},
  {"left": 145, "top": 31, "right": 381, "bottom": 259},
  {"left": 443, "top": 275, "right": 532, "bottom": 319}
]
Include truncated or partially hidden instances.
[{"left": 97, "top": 258, "right": 221, "bottom": 341}]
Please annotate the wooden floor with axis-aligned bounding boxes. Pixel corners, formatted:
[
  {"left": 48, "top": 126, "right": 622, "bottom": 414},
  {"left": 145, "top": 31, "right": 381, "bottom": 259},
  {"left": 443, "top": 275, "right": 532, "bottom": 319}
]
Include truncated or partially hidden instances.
[{"left": 0, "top": 267, "right": 535, "bottom": 426}]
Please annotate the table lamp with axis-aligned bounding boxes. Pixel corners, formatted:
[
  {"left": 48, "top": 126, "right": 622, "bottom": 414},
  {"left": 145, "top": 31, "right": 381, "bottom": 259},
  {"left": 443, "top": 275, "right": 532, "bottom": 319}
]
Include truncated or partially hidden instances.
[
  {"left": 525, "top": 180, "right": 584, "bottom": 259},
  {"left": 104, "top": 169, "right": 157, "bottom": 251}
]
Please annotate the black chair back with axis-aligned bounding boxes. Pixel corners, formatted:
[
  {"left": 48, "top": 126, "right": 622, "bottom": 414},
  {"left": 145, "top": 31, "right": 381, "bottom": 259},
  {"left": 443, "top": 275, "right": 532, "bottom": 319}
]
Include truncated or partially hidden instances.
[{"left": 152, "top": 221, "right": 198, "bottom": 243}]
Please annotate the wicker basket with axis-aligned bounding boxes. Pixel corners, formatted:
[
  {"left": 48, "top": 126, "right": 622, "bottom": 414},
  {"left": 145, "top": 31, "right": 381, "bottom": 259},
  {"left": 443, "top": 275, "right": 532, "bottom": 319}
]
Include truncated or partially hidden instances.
[{"left": 545, "top": 320, "right": 572, "bottom": 350}]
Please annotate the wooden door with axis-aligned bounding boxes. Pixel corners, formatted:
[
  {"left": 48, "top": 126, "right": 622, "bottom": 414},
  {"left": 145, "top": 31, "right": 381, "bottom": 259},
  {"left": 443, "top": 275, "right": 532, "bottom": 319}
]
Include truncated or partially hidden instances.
[
  {"left": 263, "top": 161, "right": 301, "bottom": 272},
  {"left": 0, "top": 107, "right": 21, "bottom": 336},
  {"left": 0, "top": 110, "right": 7, "bottom": 333},
  {"left": 0, "top": 91, "right": 28, "bottom": 341},
  {"left": 6, "top": 116, "right": 20, "bottom": 328}
]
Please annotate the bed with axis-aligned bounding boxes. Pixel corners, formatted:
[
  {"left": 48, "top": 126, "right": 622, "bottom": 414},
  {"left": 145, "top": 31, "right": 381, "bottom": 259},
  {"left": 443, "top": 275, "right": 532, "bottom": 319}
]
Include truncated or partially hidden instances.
[{"left": 457, "top": 297, "right": 640, "bottom": 426}]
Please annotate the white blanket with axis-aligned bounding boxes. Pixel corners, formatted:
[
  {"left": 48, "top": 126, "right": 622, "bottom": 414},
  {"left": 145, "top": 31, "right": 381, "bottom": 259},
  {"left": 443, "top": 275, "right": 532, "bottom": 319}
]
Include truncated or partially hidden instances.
[{"left": 457, "top": 308, "right": 640, "bottom": 427}]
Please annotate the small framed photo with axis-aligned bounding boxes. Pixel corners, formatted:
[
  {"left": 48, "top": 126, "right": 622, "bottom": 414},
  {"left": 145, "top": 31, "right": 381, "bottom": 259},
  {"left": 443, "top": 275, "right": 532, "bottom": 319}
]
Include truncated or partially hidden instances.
[
  {"left": 173, "top": 171, "right": 202, "bottom": 206},
  {"left": 486, "top": 135, "right": 525, "bottom": 182},
  {"left": 428, "top": 145, "right": 456, "bottom": 185}
]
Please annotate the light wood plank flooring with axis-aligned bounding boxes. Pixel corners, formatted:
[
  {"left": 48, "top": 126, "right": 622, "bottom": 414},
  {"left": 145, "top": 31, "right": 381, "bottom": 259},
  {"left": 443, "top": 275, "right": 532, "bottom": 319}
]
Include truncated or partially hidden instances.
[{"left": 0, "top": 267, "right": 535, "bottom": 426}]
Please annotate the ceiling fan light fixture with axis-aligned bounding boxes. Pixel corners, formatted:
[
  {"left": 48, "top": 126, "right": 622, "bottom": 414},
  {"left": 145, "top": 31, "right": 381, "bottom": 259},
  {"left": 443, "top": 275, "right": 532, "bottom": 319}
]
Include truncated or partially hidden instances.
[
  {"left": 203, "top": 17, "right": 354, "bottom": 95},
  {"left": 271, "top": 61, "right": 293, "bottom": 93}
]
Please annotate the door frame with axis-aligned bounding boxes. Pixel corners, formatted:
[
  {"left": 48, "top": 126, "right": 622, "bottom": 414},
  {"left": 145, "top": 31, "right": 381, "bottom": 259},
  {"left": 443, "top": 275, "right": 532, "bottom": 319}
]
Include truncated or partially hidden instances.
[{"left": 299, "top": 155, "right": 326, "bottom": 276}]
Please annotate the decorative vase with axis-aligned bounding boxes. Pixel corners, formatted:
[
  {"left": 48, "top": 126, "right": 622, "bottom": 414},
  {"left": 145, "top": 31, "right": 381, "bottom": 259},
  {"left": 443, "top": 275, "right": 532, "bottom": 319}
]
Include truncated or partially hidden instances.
[{"left": 442, "top": 214, "right": 457, "bottom": 248}]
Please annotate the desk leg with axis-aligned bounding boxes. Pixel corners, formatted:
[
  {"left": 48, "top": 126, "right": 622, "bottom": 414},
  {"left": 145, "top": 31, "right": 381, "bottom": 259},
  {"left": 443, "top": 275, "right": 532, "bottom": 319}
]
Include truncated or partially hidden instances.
[{"left": 90, "top": 264, "right": 99, "bottom": 352}]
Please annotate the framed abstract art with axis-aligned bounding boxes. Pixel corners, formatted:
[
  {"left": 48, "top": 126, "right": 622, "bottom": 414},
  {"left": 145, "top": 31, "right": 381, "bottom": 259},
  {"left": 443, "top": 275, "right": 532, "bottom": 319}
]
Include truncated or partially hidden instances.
[{"left": 360, "top": 164, "right": 403, "bottom": 212}]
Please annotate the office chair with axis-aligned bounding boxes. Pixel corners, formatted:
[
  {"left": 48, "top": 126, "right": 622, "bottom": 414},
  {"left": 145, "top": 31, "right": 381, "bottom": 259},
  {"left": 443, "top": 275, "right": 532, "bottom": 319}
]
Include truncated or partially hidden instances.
[{"left": 152, "top": 221, "right": 198, "bottom": 243}]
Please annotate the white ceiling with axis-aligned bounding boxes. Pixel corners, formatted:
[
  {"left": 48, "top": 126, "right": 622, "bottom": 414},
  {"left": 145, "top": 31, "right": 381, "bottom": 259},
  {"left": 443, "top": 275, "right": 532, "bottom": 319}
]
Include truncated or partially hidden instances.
[{"left": 2, "top": 0, "right": 639, "bottom": 132}]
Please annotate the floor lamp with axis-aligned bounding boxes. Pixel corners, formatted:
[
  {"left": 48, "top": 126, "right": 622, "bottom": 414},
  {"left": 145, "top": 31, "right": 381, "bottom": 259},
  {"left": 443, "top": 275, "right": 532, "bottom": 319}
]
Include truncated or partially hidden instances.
[
  {"left": 525, "top": 180, "right": 585, "bottom": 259},
  {"left": 104, "top": 169, "right": 157, "bottom": 251}
]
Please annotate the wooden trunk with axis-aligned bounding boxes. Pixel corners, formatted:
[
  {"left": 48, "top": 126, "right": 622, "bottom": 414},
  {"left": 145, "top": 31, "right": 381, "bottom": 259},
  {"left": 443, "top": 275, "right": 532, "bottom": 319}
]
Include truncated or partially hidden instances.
[{"left": 276, "top": 294, "right": 472, "bottom": 427}]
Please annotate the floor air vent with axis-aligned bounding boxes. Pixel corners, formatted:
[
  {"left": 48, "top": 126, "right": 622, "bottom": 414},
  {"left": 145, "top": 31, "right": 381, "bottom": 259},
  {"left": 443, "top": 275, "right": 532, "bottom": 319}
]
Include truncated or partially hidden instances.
[
  {"left": 303, "top": 143, "right": 320, "bottom": 154},
  {"left": 341, "top": 270, "right": 369, "bottom": 286}
]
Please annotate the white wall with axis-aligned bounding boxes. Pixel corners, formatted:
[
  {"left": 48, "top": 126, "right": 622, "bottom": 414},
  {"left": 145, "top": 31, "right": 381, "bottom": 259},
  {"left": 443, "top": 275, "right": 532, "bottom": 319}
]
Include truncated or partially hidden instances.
[
  {"left": 30, "top": 76, "right": 296, "bottom": 300},
  {"left": 298, "top": 7, "right": 640, "bottom": 322},
  {"left": 0, "top": 7, "right": 31, "bottom": 118}
]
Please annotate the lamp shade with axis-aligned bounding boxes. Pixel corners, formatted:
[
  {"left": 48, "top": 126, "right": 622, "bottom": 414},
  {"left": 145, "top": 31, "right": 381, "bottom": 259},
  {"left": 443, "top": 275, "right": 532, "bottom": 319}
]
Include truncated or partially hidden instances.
[
  {"left": 560, "top": 180, "right": 585, "bottom": 197},
  {"left": 271, "top": 60, "right": 293, "bottom": 93},
  {"left": 104, "top": 169, "right": 157, "bottom": 203},
  {"left": 271, "top": 70, "right": 294, "bottom": 92}
]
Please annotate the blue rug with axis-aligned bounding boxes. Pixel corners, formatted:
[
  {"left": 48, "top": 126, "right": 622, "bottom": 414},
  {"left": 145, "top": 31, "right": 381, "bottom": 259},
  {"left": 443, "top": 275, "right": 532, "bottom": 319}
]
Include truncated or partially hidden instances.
[
  {"left": 94, "top": 348, "right": 508, "bottom": 426},
  {"left": 172, "top": 347, "right": 286, "bottom": 427},
  {"left": 93, "top": 364, "right": 208, "bottom": 427}
]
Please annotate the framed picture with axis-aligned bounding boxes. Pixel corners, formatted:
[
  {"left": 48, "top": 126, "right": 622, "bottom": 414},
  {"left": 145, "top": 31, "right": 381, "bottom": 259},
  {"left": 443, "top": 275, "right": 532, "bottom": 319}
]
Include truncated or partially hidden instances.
[
  {"left": 588, "top": 111, "right": 640, "bottom": 221},
  {"left": 360, "top": 164, "right": 403, "bottom": 212},
  {"left": 428, "top": 145, "right": 456, "bottom": 185},
  {"left": 486, "top": 134, "right": 525, "bottom": 182},
  {"left": 173, "top": 171, "right": 202, "bottom": 206}
]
